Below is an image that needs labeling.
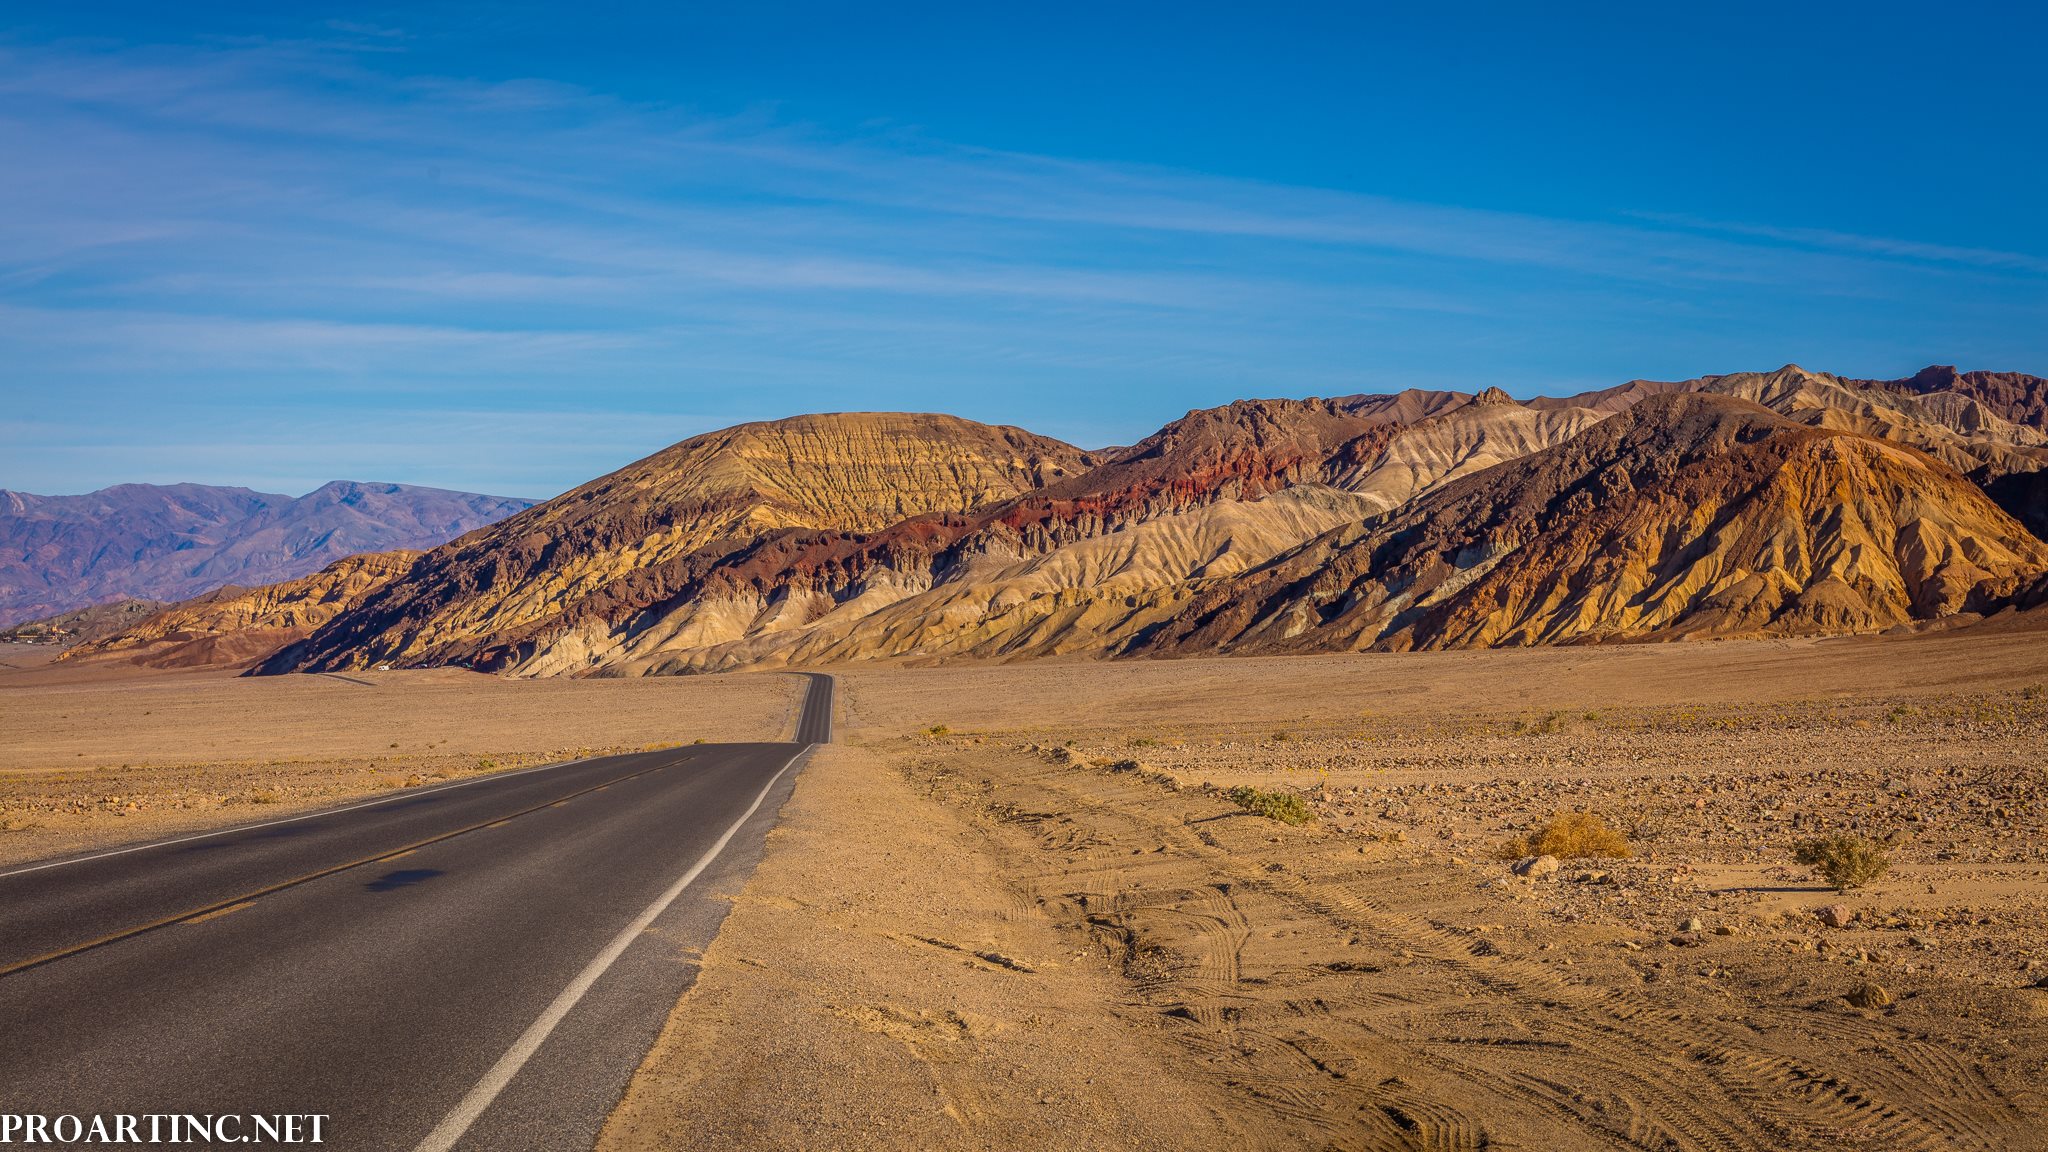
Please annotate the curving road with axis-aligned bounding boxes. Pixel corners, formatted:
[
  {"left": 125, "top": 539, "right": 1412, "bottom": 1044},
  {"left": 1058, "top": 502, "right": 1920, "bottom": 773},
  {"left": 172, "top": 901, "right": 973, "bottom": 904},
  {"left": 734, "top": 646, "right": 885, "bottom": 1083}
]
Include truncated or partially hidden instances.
[{"left": 0, "top": 672, "right": 833, "bottom": 1150}]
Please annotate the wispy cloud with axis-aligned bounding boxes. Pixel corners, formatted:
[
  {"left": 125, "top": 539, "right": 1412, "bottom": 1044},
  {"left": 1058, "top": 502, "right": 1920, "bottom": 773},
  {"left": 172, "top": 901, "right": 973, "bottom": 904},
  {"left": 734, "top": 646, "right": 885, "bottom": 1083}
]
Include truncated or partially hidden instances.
[
  {"left": 322, "top": 20, "right": 410, "bottom": 41},
  {"left": 0, "top": 407, "right": 694, "bottom": 499},
  {"left": 1, "top": 33, "right": 2043, "bottom": 495},
  {"left": 1628, "top": 211, "right": 2048, "bottom": 276}
]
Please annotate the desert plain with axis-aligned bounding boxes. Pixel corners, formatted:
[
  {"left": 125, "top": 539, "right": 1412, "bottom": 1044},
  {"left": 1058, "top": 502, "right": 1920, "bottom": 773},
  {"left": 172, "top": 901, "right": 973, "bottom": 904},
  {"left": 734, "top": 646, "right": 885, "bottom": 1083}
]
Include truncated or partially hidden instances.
[
  {"left": 5, "top": 625, "right": 2047, "bottom": 1150},
  {"left": 0, "top": 642, "right": 800, "bottom": 866}
]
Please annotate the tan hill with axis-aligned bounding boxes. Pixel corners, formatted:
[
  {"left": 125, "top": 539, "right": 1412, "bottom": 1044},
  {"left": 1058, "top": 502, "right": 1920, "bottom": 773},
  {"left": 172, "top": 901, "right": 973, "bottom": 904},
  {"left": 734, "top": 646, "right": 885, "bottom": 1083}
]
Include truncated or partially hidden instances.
[
  {"left": 265, "top": 413, "right": 1096, "bottom": 672},
  {"left": 216, "top": 367, "right": 2048, "bottom": 678},
  {"left": 0, "top": 599, "right": 169, "bottom": 646},
  {"left": 1860, "top": 364, "right": 2048, "bottom": 433},
  {"left": 1698, "top": 365, "right": 2048, "bottom": 481},
  {"left": 313, "top": 388, "right": 1613, "bottom": 676},
  {"left": 613, "top": 388, "right": 1619, "bottom": 675},
  {"left": 65, "top": 551, "right": 420, "bottom": 670},
  {"left": 1531, "top": 365, "right": 2048, "bottom": 481},
  {"left": 1133, "top": 393, "right": 2048, "bottom": 655}
]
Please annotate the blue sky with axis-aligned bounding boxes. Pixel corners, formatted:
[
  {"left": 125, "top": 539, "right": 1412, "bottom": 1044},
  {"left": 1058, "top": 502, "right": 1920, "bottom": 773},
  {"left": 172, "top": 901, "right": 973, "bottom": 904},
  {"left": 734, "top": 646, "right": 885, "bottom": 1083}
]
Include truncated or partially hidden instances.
[{"left": 3, "top": 1, "right": 2045, "bottom": 498}]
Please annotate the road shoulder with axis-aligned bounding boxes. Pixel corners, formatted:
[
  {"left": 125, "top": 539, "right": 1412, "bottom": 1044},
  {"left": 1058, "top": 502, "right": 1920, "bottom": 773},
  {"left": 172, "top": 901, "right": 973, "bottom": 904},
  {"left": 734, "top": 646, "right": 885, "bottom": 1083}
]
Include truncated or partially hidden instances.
[{"left": 596, "top": 741, "right": 1242, "bottom": 1151}]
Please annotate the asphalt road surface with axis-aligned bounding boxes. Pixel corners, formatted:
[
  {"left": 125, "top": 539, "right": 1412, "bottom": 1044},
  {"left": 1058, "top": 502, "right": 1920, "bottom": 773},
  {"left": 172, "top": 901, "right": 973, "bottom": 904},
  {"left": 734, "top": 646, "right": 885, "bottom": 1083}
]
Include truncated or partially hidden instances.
[{"left": 0, "top": 672, "right": 834, "bottom": 1150}]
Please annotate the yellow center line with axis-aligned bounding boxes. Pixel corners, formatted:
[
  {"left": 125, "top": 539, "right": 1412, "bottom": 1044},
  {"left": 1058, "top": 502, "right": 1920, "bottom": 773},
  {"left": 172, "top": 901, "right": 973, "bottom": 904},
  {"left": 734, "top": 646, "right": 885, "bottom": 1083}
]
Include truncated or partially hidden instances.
[
  {"left": 0, "top": 760, "right": 672, "bottom": 980},
  {"left": 182, "top": 900, "right": 255, "bottom": 925}
]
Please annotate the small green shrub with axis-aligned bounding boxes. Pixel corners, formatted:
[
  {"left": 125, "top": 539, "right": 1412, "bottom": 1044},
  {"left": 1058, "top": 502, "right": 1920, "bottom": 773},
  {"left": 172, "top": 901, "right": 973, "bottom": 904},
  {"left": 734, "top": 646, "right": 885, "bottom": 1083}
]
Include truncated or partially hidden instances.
[
  {"left": 926, "top": 724, "right": 951, "bottom": 737},
  {"left": 1794, "top": 833, "right": 1890, "bottom": 891},
  {"left": 1228, "top": 786, "right": 1315, "bottom": 825}
]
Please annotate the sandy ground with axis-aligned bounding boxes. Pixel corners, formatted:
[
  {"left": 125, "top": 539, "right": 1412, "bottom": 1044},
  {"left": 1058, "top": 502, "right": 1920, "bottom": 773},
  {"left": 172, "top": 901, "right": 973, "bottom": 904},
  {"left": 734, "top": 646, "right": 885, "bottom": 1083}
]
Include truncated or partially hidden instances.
[
  {"left": 0, "top": 644, "right": 801, "bottom": 866},
  {"left": 606, "top": 629, "right": 2048, "bottom": 1151},
  {"left": 599, "top": 742, "right": 1248, "bottom": 1151},
  {"left": 11, "top": 629, "right": 2046, "bottom": 1148}
]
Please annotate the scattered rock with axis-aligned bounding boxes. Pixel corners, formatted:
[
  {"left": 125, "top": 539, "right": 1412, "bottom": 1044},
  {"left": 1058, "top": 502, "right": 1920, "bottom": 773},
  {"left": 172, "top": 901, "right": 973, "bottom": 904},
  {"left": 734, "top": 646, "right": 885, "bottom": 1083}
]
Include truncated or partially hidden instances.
[
  {"left": 1843, "top": 982, "right": 1892, "bottom": 1009},
  {"left": 1573, "top": 870, "right": 1612, "bottom": 884},
  {"left": 1816, "top": 904, "right": 1854, "bottom": 929},
  {"left": 1512, "top": 854, "right": 1560, "bottom": 879},
  {"left": 1679, "top": 916, "right": 1704, "bottom": 932},
  {"left": 1713, "top": 925, "right": 1738, "bottom": 936},
  {"left": 1669, "top": 932, "right": 1703, "bottom": 948}
]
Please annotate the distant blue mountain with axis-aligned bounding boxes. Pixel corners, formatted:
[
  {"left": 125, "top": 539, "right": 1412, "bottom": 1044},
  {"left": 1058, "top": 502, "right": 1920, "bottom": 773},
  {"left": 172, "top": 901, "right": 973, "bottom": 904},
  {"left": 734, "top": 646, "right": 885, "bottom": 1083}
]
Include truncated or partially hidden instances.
[{"left": 0, "top": 481, "right": 535, "bottom": 626}]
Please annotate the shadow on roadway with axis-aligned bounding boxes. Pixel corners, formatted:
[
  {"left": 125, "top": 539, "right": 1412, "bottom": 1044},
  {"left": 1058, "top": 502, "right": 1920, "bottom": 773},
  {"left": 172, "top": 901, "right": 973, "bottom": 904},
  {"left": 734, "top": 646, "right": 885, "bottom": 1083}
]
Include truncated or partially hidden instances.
[{"left": 365, "top": 868, "right": 445, "bottom": 892}]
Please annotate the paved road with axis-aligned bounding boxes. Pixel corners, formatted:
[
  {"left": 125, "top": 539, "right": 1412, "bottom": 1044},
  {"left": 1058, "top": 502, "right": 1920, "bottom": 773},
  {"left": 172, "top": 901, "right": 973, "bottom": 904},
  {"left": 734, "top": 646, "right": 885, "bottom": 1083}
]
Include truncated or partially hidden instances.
[{"left": 0, "top": 672, "right": 833, "bottom": 1150}]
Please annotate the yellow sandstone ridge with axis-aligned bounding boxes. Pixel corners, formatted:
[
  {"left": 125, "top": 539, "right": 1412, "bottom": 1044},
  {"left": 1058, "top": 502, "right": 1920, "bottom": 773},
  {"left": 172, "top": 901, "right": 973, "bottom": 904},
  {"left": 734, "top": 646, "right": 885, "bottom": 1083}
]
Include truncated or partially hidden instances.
[{"left": 64, "top": 551, "right": 423, "bottom": 670}]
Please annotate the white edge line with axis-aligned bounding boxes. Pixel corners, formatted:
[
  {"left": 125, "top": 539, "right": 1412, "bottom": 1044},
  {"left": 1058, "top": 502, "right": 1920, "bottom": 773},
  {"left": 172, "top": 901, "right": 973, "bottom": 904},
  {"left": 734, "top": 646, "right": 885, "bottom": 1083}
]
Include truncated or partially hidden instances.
[
  {"left": 411, "top": 743, "right": 813, "bottom": 1152},
  {"left": 0, "top": 755, "right": 599, "bottom": 881}
]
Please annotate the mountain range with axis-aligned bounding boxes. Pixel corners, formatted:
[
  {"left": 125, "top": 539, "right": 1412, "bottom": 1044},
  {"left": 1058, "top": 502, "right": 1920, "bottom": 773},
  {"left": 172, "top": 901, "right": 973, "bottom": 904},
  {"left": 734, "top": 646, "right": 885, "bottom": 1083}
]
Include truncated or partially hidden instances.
[
  {"left": 45, "top": 364, "right": 2048, "bottom": 676},
  {"left": 0, "top": 481, "right": 534, "bottom": 627}
]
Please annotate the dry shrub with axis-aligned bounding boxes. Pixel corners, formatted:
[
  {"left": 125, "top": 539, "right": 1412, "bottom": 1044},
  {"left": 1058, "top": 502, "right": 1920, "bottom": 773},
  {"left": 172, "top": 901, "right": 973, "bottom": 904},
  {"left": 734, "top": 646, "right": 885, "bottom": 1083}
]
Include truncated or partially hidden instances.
[
  {"left": 1228, "top": 786, "right": 1315, "bottom": 825},
  {"left": 1794, "top": 833, "right": 1890, "bottom": 891},
  {"left": 1512, "top": 712, "right": 1569, "bottom": 736},
  {"left": 1494, "top": 811, "right": 1631, "bottom": 861}
]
